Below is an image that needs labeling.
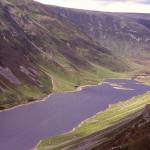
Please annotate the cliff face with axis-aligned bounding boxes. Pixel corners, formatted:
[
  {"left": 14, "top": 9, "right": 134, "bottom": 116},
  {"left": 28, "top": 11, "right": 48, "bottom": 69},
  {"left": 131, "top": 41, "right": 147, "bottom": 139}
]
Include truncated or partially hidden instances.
[
  {"left": 0, "top": 0, "right": 127, "bottom": 109},
  {"left": 49, "top": 7, "right": 150, "bottom": 57}
]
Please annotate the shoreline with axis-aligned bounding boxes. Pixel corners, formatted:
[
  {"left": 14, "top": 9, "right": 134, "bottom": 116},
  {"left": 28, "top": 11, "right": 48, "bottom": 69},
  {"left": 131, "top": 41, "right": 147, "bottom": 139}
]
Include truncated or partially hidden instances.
[
  {"left": 0, "top": 78, "right": 106, "bottom": 113},
  {"left": 1, "top": 77, "right": 149, "bottom": 150},
  {"left": 34, "top": 90, "right": 150, "bottom": 150},
  {"left": 0, "top": 77, "right": 140, "bottom": 113}
]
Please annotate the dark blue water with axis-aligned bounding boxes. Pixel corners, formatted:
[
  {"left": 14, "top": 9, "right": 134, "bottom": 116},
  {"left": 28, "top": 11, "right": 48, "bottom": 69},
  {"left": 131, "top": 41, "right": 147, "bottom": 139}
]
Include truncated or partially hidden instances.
[{"left": 0, "top": 79, "right": 150, "bottom": 150}]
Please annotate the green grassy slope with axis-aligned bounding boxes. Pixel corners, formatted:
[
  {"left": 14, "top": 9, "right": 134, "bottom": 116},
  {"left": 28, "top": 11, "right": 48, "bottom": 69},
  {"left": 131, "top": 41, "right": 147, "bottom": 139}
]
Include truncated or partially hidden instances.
[
  {"left": 37, "top": 92, "right": 150, "bottom": 150},
  {"left": 0, "top": 0, "right": 129, "bottom": 109}
]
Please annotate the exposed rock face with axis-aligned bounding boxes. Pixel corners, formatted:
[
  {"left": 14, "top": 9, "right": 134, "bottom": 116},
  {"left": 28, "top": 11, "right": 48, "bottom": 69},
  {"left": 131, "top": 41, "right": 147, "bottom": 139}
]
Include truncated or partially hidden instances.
[
  {"left": 0, "top": 66, "right": 21, "bottom": 85},
  {"left": 143, "top": 104, "right": 150, "bottom": 122}
]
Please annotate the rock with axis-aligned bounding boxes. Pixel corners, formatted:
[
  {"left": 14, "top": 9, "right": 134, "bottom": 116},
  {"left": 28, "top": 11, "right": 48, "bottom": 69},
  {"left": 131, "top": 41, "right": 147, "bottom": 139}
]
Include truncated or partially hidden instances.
[
  {"left": 143, "top": 104, "right": 150, "bottom": 122},
  {"left": 0, "top": 66, "right": 21, "bottom": 85}
]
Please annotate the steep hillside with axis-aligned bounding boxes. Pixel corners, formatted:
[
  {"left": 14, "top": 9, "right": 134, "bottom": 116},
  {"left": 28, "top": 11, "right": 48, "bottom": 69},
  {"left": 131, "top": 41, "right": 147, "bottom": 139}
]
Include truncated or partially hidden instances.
[
  {"left": 0, "top": 0, "right": 127, "bottom": 109},
  {"left": 90, "top": 107, "right": 150, "bottom": 150},
  {"left": 59, "top": 109, "right": 150, "bottom": 150},
  {"left": 49, "top": 7, "right": 150, "bottom": 57},
  {"left": 63, "top": 106, "right": 150, "bottom": 150}
]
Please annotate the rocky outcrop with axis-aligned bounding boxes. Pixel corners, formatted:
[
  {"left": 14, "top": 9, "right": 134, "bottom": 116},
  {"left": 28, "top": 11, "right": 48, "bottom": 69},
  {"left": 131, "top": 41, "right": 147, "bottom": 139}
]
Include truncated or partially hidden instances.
[
  {"left": 143, "top": 104, "right": 150, "bottom": 122},
  {"left": 0, "top": 66, "right": 21, "bottom": 85}
]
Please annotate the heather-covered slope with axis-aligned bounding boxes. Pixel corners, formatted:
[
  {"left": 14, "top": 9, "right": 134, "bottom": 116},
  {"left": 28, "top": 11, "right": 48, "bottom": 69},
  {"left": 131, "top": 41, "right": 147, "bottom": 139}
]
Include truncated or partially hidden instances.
[
  {"left": 0, "top": 0, "right": 128, "bottom": 109},
  {"left": 49, "top": 6, "right": 150, "bottom": 57}
]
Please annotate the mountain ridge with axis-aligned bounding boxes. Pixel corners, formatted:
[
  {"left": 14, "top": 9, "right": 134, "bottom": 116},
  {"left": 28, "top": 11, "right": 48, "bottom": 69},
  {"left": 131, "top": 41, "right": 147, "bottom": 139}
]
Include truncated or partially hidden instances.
[{"left": 48, "top": 5, "right": 150, "bottom": 57}]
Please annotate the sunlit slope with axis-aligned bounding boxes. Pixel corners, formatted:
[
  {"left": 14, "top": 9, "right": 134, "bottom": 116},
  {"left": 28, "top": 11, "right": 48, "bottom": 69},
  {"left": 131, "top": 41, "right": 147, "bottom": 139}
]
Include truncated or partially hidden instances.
[{"left": 37, "top": 92, "right": 150, "bottom": 150}]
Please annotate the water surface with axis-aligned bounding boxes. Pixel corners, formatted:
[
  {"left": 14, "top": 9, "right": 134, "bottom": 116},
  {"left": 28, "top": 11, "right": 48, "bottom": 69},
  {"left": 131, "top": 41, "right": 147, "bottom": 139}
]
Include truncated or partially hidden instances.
[{"left": 0, "top": 79, "right": 150, "bottom": 150}]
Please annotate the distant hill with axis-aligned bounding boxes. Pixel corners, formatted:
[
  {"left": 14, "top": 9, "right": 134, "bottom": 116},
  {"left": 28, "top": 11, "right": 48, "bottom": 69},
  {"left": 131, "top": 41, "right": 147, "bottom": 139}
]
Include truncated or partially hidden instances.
[{"left": 49, "top": 7, "right": 150, "bottom": 57}]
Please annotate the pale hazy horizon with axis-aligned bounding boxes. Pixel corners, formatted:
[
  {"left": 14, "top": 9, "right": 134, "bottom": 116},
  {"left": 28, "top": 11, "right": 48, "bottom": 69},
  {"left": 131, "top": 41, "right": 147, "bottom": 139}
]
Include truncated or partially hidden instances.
[{"left": 34, "top": 0, "right": 150, "bottom": 13}]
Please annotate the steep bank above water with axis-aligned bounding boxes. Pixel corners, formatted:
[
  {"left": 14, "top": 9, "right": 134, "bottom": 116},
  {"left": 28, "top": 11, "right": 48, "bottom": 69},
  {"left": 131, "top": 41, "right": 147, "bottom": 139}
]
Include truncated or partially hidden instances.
[{"left": 37, "top": 90, "right": 150, "bottom": 150}]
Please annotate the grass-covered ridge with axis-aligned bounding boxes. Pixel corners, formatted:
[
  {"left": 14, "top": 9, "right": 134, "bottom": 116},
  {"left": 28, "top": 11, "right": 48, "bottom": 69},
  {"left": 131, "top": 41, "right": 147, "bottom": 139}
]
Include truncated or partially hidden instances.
[
  {"left": 39, "top": 62, "right": 127, "bottom": 92},
  {"left": 37, "top": 92, "right": 150, "bottom": 150}
]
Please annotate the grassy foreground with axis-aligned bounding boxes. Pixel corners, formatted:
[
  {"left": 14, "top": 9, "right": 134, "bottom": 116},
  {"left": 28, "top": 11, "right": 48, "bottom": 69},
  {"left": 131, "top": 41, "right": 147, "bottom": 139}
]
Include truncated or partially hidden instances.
[{"left": 37, "top": 92, "right": 150, "bottom": 150}]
